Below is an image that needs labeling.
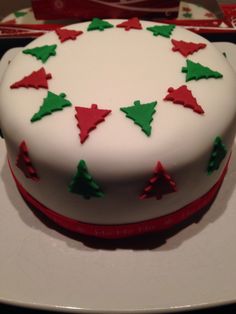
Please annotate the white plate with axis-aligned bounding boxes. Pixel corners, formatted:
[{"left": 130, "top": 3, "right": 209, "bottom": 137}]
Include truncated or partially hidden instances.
[{"left": 0, "top": 42, "right": 236, "bottom": 313}]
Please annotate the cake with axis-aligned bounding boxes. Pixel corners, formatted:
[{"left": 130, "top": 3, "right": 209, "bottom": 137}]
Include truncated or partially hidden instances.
[{"left": 0, "top": 18, "right": 235, "bottom": 239}]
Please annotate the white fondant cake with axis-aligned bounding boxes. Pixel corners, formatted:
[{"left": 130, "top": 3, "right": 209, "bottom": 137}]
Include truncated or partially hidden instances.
[{"left": 0, "top": 19, "right": 236, "bottom": 238}]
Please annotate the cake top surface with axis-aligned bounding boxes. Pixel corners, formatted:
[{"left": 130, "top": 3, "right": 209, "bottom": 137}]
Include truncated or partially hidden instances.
[{"left": 0, "top": 19, "right": 235, "bottom": 180}]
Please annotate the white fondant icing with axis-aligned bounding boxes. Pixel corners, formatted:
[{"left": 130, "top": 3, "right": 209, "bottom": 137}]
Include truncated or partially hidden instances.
[{"left": 0, "top": 20, "right": 236, "bottom": 225}]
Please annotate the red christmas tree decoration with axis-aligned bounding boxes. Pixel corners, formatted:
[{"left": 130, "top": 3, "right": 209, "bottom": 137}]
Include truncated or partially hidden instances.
[
  {"left": 140, "top": 162, "right": 177, "bottom": 200},
  {"left": 116, "top": 18, "right": 142, "bottom": 31},
  {"left": 164, "top": 85, "right": 204, "bottom": 114},
  {"left": 75, "top": 104, "right": 111, "bottom": 144},
  {"left": 16, "top": 141, "right": 39, "bottom": 181},
  {"left": 2, "top": 19, "right": 16, "bottom": 24},
  {"left": 205, "top": 12, "right": 215, "bottom": 18},
  {"left": 171, "top": 39, "right": 206, "bottom": 57},
  {"left": 182, "top": 6, "right": 191, "bottom": 12},
  {"left": 10, "top": 67, "right": 52, "bottom": 89},
  {"left": 55, "top": 28, "right": 83, "bottom": 43}
]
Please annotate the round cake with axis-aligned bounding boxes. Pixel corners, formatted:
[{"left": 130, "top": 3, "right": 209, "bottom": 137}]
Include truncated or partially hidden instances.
[{"left": 0, "top": 18, "right": 236, "bottom": 238}]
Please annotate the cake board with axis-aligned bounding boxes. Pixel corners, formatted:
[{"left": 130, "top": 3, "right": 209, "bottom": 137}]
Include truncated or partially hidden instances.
[{"left": 0, "top": 42, "right": 236, "bottom": 313}]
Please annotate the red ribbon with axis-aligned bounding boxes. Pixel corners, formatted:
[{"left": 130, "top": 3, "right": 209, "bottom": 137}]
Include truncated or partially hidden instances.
[{"left": 8, "top": 159, "right": 229, "bottom": 239}]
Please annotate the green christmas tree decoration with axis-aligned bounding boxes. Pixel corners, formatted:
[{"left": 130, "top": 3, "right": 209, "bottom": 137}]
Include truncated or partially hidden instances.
[
  {"left": 120, "top": 100, "right": 157, "bottom": 136},
  {"left": 87, "top": 18, "right": 114, "bottom": 31},
  {"left": 31, "top": 91, "right": 72, "bottom": 122},
  {"left": 146, "top": 24, "right": 175, "bottom": 38},
  {"left": 69, "top": 160, "right": 104, "bottom": 199},
  {"left": 183, "top": 12, "right": 192, "bottom": 18},
  {"left": 207, "top": 136, "right": 227, "bottom": 175},
  {"left": 23, "top": 44, "right": 57, "bottom": 63},
  {"left": 14, "top": 10, "right": 27, "bottom": 18},
  {"left": 182, "top": 59, "right": 223, "bottom": 82}
]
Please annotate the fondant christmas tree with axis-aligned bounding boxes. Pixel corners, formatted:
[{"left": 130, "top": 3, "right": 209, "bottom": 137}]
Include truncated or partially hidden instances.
[
  {"left": 55, "top": 28, "right": 83, "bottom": 43},
  {"left": 205, "top": 12, "right": 215, "bottom": 18},
  {"left": 164, "top": 85, "right": 204, "bottom": 114},
  {"left": 87, "top": 18, "right": 113, "bottom": 31},
  {"left": 171, "top": 39, "right": 206, "bottom": 57},
  {"left": 31, "top": 91, "right": 72, "bottom": 122},
  {"left": 183, "top": 12, "right": 192, "bottom": 18},
  {"left": 16, "top": 141, "right": 39, "bottom": 181},
  {"left": 69, "top": 160, "right": 104, "bottom": 199},
  {"left": 182, "top": 6, "right": 191, "bottom": 12},
  {"left": 2, "top": 19, "right": 16, "bottom": 24},
  {"left": 120, "top": 100, "right": 157, "bottom": 136},
  {"left": 182, "top": 59, "right": 223, "bottom": 82},
  {"left": 146, "top": 24, "right": 175, "bottom": 38},
  {"left": 207, "top": 137, "right": 227, "bottom": 175},
  {"left": 75, "top": 104, "right": 111, "bottom": 144},
  {"left": 140, "top": 161, "right": 177, "bottom": 200},
  {"left": 23, "top": 44, "right": 57, "bottom": 63},
  {"left": 14, "top": 10, "right": 27, "bottom": 18},
  {"left": 10, "top": 67, "right": 52, "bottom": 89},
  {"left": 116, "top": 18, "right": 142, "bottom": 31}
]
